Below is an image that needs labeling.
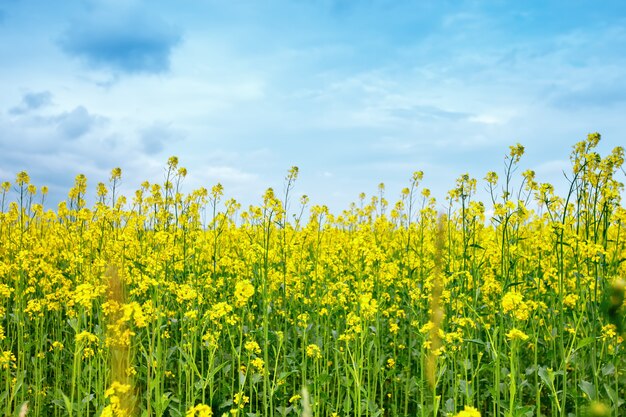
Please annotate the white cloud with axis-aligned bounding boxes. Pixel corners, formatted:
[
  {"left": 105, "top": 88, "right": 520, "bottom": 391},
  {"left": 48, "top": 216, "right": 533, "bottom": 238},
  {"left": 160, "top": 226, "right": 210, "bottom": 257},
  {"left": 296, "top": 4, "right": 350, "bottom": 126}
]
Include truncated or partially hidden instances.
[
  {"left": 534, "top": 159, "right": 570, "bottom": 176},
  {"left": 469, "top": 114, "right": 503, "bottom": 125}
]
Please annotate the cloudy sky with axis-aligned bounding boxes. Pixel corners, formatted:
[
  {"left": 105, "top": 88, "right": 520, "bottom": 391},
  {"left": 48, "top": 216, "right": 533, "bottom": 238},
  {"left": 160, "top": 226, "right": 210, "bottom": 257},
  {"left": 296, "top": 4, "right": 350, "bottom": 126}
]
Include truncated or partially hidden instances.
[{"left": 1, "top": 0, "right": 625, "bottom": 213}]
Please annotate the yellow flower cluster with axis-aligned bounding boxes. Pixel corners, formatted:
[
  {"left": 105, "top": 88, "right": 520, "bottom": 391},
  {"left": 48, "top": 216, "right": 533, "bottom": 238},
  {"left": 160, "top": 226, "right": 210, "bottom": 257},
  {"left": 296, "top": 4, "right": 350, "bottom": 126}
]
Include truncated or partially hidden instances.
[
  {"left": 453, "top": 405, "right": 481, "bottom": 417},
  {"left": 306, "top": 344, "right": 322, "bottom": 360},
  {"left": 101, "top": 381, "right": 133, "bottom": 417},
  {"left": 506, "top": 328, "right": 529, "bottom": 341},
  {"left": 186, "top": 403, "right": 213, "bottom": 417},
  {"left": 501, "top": 291, "right": 530, "bottom": 321},
  {"left": 0, "top": 136, "right": 625, "bottom": 416},
  {"left": 234, "top": 280, "right": 254, "bottom": 308},
  {"left": 1, "top": 351, "right": 16, "bottom": 370}
]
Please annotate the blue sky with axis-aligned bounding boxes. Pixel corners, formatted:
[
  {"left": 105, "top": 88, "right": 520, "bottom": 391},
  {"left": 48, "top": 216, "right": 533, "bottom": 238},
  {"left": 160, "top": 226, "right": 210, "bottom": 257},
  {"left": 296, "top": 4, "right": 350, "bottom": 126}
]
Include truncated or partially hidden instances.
[{"left": 1, "top": 0, "right": 625, "bottom": 212}]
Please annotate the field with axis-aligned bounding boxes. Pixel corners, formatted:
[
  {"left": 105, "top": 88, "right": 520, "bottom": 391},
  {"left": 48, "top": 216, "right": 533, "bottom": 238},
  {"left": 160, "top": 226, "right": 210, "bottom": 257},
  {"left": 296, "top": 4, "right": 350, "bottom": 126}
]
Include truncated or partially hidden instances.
[{"left": 1, "top": 134, "right": 625, "bottom": 417}]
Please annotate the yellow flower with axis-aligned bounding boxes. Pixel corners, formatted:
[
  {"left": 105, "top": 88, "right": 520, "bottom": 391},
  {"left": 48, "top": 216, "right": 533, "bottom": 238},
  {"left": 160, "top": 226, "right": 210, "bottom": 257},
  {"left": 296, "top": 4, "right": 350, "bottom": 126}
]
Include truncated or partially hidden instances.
[
  {"left": 389, "top": 321, "right": 400, "bottom": 334},
  {"left": 104, "top": 381, "right": 131, "bottom": 398},
  {"left": 82, "top": 347, "right": 95, "bottom": 359},
  {"left": 244, "top": 340, "right": 261, "bottom": 355},
  {"left": 75, "top": 331, "right": 99, "bottom": 345},
  {"left": 485, "top": 171, "right": 498, "bottom": 185},
  {"left": 234, "top": 280, "right": 254, "bottom": 308},
  {"left": 251, "top": 357, "right": 264, "bottom": 372},
  {"left": 506, "top": 328, "right": 529, "bottom": 341},
  {"left": 601, "top": 324, "right": 617, "bottom": 340},
  {"left": 501, "top": 291, "right": 530, "bottom": 321},
  {"left": 420, "top": 321, "right": 435, "bottom": 334},
  {"left": 297, "top": 313, "right": 310, "bottom": 328},
  {"left": 1, "top": 351, "right": 16, "bottom": 369},
  {"left": 563, "top": 293, "right": 579, "bottom": 309},
  {"left": 202, "top": 331, "right": 219, "bottom": 348},
  {"left": 233, "top": 392, "right": 249, "bottom": 408},
  {"left": 184, "top": 310, "right": 198, "bottom": 320},
  {"left": 359, "top": 293, "right": 378, "bottom": 320},
  {"left": 209, "top": 302, "right": 233, "bottom": 321},
  {"left": 509, "top": 143, "right": 525, "bottom": 163},
  {"left": 73, "top": 283, "right": 105, "bottom": 310},
  {"left": 50, "top": 341, "right": 64, "bottom": 351},
  {"left": 16, "top": 171, "right": 30, "bottom": 186},
  {"left": 453, "top": 405, "right": 481, "bottom": 417},
  {"left": 306, "top": 344, "right": 322, "bottom": 360},
  {"left": 187, "top": 404, "right": 213, "bottom": 417}
]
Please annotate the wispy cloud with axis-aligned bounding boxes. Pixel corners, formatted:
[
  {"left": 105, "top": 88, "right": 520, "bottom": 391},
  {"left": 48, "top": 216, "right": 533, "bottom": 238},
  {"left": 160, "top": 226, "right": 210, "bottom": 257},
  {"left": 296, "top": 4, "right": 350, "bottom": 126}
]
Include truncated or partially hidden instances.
[
  {"left": 9, "top": 91, "right": 53, "bottom": 115},
  {"left": 58, "top": 8, "right": 182, "bottom": 75},
  {"left": 550, "top": 81, "right": 626, "bottom": 110},
  {"left": 388, "top": 105, "right": 470, "bottom": 122},
  {"left": 139, "top": 122, "right": 185, "bottom": 155},
  {"left": 55, "top": 106, "right": 106, "bottom": 140}
]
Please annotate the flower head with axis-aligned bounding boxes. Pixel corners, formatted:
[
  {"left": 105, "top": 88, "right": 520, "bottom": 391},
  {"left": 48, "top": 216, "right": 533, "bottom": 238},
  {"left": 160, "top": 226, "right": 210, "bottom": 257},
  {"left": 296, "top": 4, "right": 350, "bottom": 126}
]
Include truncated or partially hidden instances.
[{"left": 506, "top": 328, "right": 529, "bottom": 341}]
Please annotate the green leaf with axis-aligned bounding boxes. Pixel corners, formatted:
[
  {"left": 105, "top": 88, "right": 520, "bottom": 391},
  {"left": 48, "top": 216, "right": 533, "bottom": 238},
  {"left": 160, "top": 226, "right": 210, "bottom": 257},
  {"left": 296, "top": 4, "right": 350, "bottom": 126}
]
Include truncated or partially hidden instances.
[
  {"left": 575, "top": 337, "right": 595, "bottom": 351},
  {"left": 343, "top": 394, "right": 352, "bottom": 414},
  {"left": 513, "top": 405, "right": 535, "bottom": 417},
  {"left": 371, "top": 409, "right": 383, "bottom": 417},
  {"left": 604, "top": 383, "right": 624, "bottom": 407},
  {"left": 275, "top": 406, "right": 291, "bottom": 417},
  {"left": 579, "top": 380, "right": 596, "bottom": 401},
  {"left": 538, "top": 367, "right": 554, "bottom": 389},
  {"left": 219, "top": 399, "right": 233, "bottom": 409},
  {"left": 61, "top": 392, "right": 73, "bottom": 417},
  {"left": 601, "top": 362, "right": 615, "bottom": 376},
  {"left": 81, "top": 393, "right": 95, "bottom": 404},
  {"left": 157, "top": 393, "right": 172, "bottom": 411},
  {"left": 251, "top": 373, "right": 263, "bottom": 385},
  {"left": 464, "top": 338, "right": 486, "bottom": 346}
]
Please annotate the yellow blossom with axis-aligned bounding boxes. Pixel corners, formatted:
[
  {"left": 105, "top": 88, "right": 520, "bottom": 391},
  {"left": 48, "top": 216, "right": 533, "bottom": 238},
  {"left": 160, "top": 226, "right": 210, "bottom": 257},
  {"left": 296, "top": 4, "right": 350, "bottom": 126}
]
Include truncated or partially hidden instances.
[
  {"left": 306, "top": 344, "right": 322, "bottom": 360},
  {"left": 187, "top": 404, "right": 213, "bottom": 417},
  {"left": 234, "top": 280, "right": 254, "bottom": 308},
  {"left": 506, "top": 328, "right": 529, "bottom": 341},
  {"left": 453, "top": 405, "right": 481, "bottom": 417}
]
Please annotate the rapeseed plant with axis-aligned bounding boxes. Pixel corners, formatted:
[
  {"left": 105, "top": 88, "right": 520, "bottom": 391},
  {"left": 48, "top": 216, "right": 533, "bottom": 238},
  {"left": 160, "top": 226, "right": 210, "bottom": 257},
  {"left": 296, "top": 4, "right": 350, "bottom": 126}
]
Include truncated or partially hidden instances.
[{"left": 0, "top": 134, "right": 624, "bottom": 416}]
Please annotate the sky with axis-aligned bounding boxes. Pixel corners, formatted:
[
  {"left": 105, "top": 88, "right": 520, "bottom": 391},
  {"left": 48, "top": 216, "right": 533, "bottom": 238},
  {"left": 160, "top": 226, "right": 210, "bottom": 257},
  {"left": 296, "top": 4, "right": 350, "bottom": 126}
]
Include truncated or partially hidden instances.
[{"left": 1, "top": 0, "right": 626, "bottom": 214}]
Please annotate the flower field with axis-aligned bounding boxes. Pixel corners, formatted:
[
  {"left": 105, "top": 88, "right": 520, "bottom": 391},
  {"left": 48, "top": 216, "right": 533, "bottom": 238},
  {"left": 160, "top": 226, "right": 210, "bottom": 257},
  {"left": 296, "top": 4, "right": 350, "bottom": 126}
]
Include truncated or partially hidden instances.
[{"left": 1, "top": 134, "right": 625, "bottom": 417}]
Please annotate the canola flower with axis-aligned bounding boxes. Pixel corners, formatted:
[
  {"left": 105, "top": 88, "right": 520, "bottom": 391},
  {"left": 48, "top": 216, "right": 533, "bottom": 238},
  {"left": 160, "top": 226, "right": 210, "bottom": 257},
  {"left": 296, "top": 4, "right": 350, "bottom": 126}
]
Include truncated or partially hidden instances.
[
  {"left": 506, "top": 328, "right": 530, "bottom": 342},
  {"left": 1, "top": 351, "right": 16, "bottom": 370},
  {"left": 305, "top": 343, "right": 322, "bottom": 360},
  {"left": 453, "top": 405, "right": 481, "bottom": 417},
  {"left": 101, "top": 381, "right": 133, "bottom": 417},
  {"left": 186, "top": 403, "right": 213, "bottom": 417},
  {"left": 0, "top": 134, "right": 625, "bottom": 417}
]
